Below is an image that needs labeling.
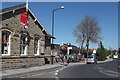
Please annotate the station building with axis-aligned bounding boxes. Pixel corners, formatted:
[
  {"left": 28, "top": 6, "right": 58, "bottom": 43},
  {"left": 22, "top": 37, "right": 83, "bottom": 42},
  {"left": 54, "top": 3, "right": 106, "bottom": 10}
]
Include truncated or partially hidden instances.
[{"left": 0, "top": 4, "right": 53, "bottom": 70}]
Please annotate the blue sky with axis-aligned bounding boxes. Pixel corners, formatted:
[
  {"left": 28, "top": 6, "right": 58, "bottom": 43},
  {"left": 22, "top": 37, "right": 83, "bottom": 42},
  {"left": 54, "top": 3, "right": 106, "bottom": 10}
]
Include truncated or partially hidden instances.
[{"left": 2, "top": 2, "right": 118, "bottom": 50}]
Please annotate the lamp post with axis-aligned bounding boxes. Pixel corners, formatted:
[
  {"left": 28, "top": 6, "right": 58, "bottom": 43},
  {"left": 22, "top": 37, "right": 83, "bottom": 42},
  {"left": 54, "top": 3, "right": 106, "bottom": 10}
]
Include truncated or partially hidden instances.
[{"left": 51, "top": 6, "right": 64, "bottom": 64}]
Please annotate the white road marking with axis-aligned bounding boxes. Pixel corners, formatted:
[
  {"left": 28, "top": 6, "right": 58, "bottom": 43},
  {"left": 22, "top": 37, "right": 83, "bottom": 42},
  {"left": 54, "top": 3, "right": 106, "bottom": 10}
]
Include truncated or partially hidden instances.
[
  {"left": 55, "top": 77, "right": 60, "bottom": 80},
  {"left": 55, "top": 72, "right": 58, "bottom": 76},
  {"left": 96, "top": 63, "right": 119, "bottom": 77},
  {"left": 56, "top": 70, "right": 59, "bottom": 73},
  {"left": 98, "top": 69, "right": 113, "bottom": 77},
  {"left": 55, "top": 76, "right": 59, "bottom": 78},
  {"left": 98, "top": 69, "right": 118, "bottom": 77}
]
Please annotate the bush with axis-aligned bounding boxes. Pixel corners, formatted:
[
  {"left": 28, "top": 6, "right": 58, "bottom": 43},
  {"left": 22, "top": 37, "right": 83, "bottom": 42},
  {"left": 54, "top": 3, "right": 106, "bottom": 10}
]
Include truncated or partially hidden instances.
[{"left": 96, "top": 48, "right": 107, "bottom": 61}]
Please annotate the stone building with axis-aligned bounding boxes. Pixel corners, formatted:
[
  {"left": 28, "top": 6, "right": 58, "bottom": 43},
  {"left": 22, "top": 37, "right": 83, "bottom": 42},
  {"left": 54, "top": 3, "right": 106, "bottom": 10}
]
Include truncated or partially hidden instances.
[{"left": 0, "top": 4, "right": 53, "bottom": 70}]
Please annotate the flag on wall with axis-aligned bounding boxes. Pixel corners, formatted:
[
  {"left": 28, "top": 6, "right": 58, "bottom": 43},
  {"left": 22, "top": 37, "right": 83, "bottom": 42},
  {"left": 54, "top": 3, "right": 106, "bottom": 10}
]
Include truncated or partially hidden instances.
[{"left": 20, "top": 12, "right": 29, "bottom": 28}]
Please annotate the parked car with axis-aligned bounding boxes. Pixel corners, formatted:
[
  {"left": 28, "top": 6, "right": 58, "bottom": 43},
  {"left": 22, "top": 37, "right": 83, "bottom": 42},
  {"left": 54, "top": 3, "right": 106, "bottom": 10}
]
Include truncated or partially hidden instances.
[
  {"left": 113, "top": 54, "right": 118, "bottom": 59},
  {"left": 87, "top": 55, "right": 97, "bottom": 64}
]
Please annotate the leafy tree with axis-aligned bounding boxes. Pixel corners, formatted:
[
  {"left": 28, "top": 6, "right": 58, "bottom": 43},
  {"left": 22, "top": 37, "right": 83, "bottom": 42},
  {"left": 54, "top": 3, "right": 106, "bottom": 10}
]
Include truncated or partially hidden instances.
[{"left": 96, "top": 41, "right": 108, "bottom": 61}]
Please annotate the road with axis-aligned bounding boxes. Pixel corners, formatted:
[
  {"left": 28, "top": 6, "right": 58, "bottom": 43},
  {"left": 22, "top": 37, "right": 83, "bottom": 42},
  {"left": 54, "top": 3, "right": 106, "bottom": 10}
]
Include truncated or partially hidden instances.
[
  {"left": 28, "top": 59, "right": 119, "bottom": 79},
  {"left": 2, "top": 59, "right": 119, "bottom": 80},
  {"left": 58, "top": 59, "right": 118, "bottom": 78}
]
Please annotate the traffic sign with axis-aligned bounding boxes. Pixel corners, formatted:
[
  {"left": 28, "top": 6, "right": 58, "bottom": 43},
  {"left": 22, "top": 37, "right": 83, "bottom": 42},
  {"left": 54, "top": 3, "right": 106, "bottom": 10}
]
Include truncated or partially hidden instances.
[
  {"left": 68, "top": 47, "right": 72, "bottom": 49},
  {"left": 93, "top": 49, "right": 96, "bottom": 53}
]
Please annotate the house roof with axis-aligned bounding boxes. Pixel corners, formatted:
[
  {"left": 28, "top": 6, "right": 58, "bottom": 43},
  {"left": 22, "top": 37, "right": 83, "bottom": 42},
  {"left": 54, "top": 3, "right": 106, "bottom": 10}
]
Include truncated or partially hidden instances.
[
  {"left": 0, "top": 4, "right": 26, "bottom": 14},
  {"left": 0, "top": 3, "right": 55, "bottom": 39}
]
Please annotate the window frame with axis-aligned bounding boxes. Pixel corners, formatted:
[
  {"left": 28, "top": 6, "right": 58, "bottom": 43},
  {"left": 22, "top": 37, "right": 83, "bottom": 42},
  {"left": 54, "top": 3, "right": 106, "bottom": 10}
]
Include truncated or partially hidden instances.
[
  {"left": 1, "top": 30, "right": 11, "bottom": 56},
  {"left": 34, "top": 37, "right": 40, "bottom": 56},
  {"left": 20, "top": 34, "right": 28, "bottom": 56}
]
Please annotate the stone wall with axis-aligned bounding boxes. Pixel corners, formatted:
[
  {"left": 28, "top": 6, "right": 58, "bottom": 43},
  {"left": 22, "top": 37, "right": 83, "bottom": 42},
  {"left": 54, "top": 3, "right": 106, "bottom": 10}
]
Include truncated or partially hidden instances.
[
  {"left": 1, "top": 8, "right": 47, "bottom": 70},
  {"left": 45, "top": 46, "right": 51, "bottom": 55},
  {"left": 0, "top": 30, "right": 1, "bottom": 56},
  {"left": 2, "top": 57, "right": 45, "bottom": 70},
  {"left": 1, "top": 10, "right": 45, "bottom": 57}
]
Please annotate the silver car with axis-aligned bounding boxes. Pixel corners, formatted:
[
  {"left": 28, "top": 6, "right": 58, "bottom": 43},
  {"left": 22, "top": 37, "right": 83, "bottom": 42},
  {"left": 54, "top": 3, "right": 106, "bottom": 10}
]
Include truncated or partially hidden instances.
[{"left": 87, "top": 56, "right": 97, "bottom": 64}]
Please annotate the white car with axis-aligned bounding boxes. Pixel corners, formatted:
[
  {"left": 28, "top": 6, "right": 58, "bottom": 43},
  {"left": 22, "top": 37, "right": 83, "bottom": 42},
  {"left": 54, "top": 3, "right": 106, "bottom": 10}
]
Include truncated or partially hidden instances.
[
  {"left": 87, "top": 56, "right": 97, "bottom": 64},
  {"left": 113, "top": 54, "right": 118, "bottom": 59}
]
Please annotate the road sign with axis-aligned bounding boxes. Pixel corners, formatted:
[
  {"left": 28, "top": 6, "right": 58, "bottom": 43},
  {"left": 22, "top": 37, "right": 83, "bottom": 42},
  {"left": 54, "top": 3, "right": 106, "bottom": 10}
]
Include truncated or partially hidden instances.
[
  {"left": 68, "top": 47, "right": 72, "bottom": 49},
  {"left": 93, "top": 49, "right": 96, "bottom": 53}
]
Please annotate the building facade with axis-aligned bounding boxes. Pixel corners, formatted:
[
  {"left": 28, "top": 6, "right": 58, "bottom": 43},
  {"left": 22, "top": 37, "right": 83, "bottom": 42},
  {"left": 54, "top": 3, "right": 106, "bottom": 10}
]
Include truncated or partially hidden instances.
[{"left": 0, "top": 4, "right": 52, "bottom": 70}]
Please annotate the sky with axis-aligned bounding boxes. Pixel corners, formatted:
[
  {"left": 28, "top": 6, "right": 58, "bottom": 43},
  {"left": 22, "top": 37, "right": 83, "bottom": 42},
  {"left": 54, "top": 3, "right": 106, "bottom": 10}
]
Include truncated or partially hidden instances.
[
  {"left": 1, "top": 2, "right": 118, "bottom": 50},
  {"left": 1, "top": 0, "right": 119, "bottom": 2}
]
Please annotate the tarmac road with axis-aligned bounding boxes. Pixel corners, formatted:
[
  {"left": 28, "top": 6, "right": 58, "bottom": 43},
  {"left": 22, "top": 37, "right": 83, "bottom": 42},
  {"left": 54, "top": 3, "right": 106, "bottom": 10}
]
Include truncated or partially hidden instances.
[
  {"left": 2, "top": 59, "right": 119, "bottom": 80},
  {"left": 57, "top": 59, "right": 119, "bottom": 80}
]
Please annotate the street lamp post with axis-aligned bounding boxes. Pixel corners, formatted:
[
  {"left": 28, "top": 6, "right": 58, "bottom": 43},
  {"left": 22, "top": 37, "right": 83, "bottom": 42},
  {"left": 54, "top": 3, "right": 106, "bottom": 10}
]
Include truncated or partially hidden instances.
[{"left": 51, "top": 6, "right": 64, "bottom": 64}]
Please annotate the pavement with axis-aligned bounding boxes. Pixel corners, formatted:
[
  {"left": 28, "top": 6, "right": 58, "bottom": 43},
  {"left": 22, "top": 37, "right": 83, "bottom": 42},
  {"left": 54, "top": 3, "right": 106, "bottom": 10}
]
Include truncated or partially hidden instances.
[
  {"left": 1, "top": 58, "right": 113, "bottom": 78},
  {"left": 2, "top": 63, "right": 62, "bottom": 77},
  {"left": 1, "top": 62, "right": 85, "bottom": 77},
  {"left": 97, "top": 58, "right": 113, "bottom": 63}
]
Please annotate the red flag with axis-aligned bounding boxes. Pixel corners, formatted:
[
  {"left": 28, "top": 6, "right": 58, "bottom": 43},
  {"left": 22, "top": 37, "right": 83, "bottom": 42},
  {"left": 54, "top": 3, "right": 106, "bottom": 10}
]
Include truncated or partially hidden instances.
[{"left": 20, "top": 12, "right": 29, "bottom": 28}]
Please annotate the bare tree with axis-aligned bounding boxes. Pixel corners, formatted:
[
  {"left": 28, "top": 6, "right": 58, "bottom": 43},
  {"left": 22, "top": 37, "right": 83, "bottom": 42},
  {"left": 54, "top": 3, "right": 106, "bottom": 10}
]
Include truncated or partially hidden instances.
[
  {"left": 73, "top": 16, "right": 101, "bottom": 56},
  {"left": 73, "top": 22, "right": 86, "bottom": 52}
]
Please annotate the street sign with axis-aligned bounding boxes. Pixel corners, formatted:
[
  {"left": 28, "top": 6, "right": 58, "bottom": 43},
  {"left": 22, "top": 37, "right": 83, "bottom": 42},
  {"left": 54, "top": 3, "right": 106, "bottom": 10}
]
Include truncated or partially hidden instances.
[
  {"left": 68, "top": 47, "right": 72, "bottom": 49},
  {"left": 93, "top": 49, "right": 96, "bottom": 53}
]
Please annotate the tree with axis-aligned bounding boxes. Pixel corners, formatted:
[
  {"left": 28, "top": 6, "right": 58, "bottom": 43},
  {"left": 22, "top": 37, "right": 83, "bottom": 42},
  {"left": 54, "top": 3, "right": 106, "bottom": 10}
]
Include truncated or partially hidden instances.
[
  {"left": 99, "top": 41, "right": 105, "bottom": 49},
  {"left": 96, "top": 41, "right": 107, "bottom": 61},
  {"left": 73, "top": 16, "right": 101, "bottom": 56},
  {"left": 73, "top": 23, "right": 86, "bottom": 53}
]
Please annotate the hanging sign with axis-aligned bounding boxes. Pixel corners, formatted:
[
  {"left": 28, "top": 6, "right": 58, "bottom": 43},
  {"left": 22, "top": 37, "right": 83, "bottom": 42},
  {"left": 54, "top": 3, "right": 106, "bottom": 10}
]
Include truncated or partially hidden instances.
[{"left": 20, "top": 12, "right": 29, "bottom": 28}]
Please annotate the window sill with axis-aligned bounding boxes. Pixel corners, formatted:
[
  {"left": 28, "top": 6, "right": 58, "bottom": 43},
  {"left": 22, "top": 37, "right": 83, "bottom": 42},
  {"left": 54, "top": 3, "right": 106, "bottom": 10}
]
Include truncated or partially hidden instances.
[
  {"left": 20, "top": 54, "right": 27, "bottom": 56},
  {"left": 34, "top": 54, "right": 40, "bottom": 56},
  {"left": 2, "top": 54, "right": 10, "bottom": 56}
]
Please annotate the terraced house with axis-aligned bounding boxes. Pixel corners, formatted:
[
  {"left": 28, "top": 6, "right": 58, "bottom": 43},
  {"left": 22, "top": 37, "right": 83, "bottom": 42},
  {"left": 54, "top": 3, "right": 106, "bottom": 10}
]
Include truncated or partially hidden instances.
[{"left": 0, "top": 4, "right": 53, "bottom": 70}]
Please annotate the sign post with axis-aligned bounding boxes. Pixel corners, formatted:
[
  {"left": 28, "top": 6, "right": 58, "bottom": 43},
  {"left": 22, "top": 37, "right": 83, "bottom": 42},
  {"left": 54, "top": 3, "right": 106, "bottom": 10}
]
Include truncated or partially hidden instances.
[{"left": 67, "top": 47, "right": 72, "bottom": 55}]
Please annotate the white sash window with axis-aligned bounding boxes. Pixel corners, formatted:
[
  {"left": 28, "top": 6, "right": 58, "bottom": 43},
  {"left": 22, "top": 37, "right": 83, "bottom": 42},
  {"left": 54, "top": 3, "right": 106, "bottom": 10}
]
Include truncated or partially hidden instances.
[
  {"left": 20, "top": 35, "right": 28, "bottom": 56},
  {"left": 2, "top": 31, "right": 11, "bottom": 56},
  {"left": 34, "top": 37, "right": 40, "bottom": 56}
]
